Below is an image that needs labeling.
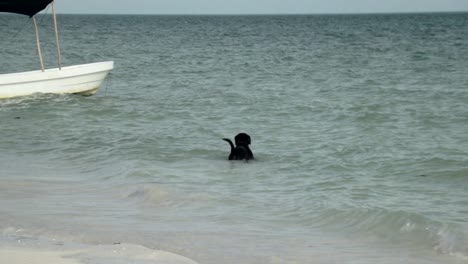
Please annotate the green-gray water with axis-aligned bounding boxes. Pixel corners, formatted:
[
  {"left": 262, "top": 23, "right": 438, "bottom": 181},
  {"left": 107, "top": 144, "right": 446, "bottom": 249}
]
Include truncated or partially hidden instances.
[{"left": 1, "top": 13, "right": 468, "bottom": 264}]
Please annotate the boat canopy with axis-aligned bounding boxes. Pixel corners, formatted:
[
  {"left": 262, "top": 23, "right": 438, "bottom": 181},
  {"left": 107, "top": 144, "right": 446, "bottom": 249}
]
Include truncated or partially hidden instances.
[{"left": 0, "top": 0, "right": 53, "bottom": 17}]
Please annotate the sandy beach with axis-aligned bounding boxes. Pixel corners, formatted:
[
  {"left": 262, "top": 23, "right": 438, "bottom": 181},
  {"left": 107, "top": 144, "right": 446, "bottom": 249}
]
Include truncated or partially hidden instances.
[
  {"left": 0, "top": 244, "right": 199, "bottom": 264},
  {"left": 0, "top": 248, "right": 80, "bottom": 264}
]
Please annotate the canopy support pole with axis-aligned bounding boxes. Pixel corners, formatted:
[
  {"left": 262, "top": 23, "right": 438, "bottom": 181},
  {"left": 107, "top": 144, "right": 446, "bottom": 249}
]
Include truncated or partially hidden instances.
[
  {"left": 32, "top": 16, "right": 45, "bottom": 72},
  {"left": 51, "top": 0, "right": 62, "bottom": 70}
]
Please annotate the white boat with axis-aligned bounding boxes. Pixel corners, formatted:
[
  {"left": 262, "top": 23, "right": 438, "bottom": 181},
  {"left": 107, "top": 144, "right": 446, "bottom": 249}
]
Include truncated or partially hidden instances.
[
  {"left": 0, "top": 0, "right": 114, "bottom": 99},
  {"left": 0, "top": 62, "right": 114, "bottom": 99}
]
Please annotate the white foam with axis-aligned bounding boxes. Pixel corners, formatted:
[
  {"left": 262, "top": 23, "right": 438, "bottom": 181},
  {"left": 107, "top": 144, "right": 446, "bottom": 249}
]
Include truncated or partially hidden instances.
[
  {"left": 77, "top": 243, "right": 200, "bottom": 264},
  {"left": 0, "top": 243, "right": 199, "bottom": 264}
]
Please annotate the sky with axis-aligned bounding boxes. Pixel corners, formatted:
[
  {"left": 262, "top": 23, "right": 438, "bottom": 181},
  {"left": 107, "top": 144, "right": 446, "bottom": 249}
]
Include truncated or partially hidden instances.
[{"left": 55, "top": 0, "right": 468, "bottom": 15}]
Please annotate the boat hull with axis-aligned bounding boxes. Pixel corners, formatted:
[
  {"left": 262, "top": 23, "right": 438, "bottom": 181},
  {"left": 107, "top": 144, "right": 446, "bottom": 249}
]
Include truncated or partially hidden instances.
[{"left": 0, "top": 61, "right": 114, "bottom": 99}]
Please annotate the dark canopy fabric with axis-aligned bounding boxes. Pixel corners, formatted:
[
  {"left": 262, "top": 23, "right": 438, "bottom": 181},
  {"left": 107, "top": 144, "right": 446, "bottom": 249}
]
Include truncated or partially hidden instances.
[{"left": 0, "top": 0, "right": 53, "bottom": 17}]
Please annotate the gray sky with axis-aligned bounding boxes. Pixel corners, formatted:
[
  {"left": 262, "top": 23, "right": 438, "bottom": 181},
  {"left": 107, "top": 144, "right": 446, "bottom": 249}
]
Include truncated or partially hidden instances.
[{"left": 55, "top": 0, "right": 468, "bottom": 15}]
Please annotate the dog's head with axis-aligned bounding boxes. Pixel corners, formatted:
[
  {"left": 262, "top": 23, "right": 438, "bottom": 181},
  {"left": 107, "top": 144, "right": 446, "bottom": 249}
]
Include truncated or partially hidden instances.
[{"left": 235, "top": 133, "right": 251, "bottom": 146}]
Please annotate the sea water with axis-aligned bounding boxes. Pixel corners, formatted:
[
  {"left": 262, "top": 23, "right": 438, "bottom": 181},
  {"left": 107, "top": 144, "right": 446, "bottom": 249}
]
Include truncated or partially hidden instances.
[{"left": 1, "top": 13, "right": 468, "bottom": 264}]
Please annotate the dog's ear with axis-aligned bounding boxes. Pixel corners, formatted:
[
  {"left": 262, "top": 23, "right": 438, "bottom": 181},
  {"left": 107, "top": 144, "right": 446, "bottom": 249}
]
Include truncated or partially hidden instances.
[{"left": 234, "top": 134, "right": 240, "bottom": 145}]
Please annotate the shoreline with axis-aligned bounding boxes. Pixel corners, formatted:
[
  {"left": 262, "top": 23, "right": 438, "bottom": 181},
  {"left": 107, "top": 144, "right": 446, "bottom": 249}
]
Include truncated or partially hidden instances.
[{"left": 0, "top": 243, "right": 199, "bottom": 264}]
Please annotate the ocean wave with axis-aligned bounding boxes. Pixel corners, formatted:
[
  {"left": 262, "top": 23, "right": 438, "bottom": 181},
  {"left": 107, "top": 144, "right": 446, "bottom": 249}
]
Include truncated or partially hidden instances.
[{"left": 310, "top": 207, "right": 468, "bottom": 259}]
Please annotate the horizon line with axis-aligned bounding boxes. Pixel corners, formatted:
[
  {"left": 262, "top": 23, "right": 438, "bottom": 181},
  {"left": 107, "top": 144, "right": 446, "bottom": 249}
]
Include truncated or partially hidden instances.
[{"left": 52, "top": 10, "right": 468, "bottom": 16}]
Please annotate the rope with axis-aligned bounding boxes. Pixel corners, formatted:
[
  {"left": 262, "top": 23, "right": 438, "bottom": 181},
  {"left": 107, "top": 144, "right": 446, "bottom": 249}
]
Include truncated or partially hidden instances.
[{"left": 103, "top": 72, "right": 114, "bottom": 97}]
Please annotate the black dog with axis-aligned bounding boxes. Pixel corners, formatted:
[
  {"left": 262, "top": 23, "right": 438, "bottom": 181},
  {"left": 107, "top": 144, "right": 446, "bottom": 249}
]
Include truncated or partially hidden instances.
[{"left": 222, "top": 133, "right": 254, "bottom": 161}]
